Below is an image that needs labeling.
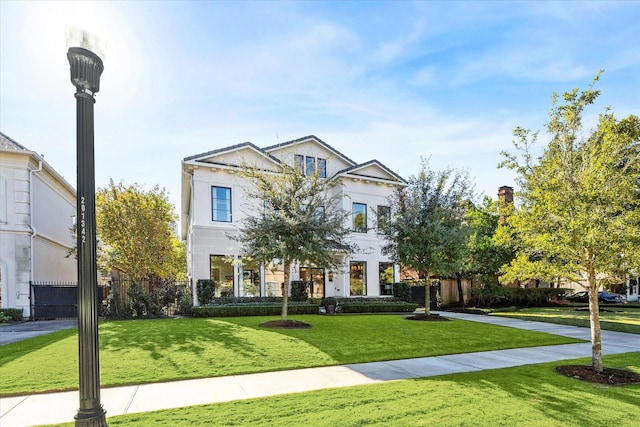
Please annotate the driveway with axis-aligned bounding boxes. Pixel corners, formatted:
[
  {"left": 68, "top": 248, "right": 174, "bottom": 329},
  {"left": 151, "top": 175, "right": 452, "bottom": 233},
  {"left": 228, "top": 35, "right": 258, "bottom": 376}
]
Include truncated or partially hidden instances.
[{"left": 0, "top": 320, "right": 76, "bottom": 345}]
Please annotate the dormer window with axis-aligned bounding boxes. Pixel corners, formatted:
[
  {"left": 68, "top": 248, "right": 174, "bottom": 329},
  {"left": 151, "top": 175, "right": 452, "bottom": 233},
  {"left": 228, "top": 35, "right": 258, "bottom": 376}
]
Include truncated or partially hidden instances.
[{"left": 306, "top": 156, "right": 315, "bottom": 175}]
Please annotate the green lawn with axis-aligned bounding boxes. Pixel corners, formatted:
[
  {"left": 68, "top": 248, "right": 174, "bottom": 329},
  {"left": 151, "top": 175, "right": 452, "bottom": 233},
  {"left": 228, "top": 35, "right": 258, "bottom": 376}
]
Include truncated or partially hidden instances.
[
  {"left": 47, "top": 352, "right": 640, "bottom": 427},
  {"left": 490, "top": 306, "right": 640, "bottom": 334},
  {"left": 0, "top": 314, "right": 581, "bottom": 396}
]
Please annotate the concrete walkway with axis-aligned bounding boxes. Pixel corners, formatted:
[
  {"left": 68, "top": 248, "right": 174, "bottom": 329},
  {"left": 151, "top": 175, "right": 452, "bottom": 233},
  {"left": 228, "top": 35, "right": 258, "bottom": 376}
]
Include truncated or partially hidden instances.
[{"left": 2, "top": 312, "right": 640, "bottom": 427}]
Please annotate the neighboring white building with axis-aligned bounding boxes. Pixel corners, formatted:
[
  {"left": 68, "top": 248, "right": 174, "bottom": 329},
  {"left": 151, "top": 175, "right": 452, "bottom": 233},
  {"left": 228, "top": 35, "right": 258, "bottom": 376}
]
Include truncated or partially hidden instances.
[
  {"left": 181, "top": 135, "right": 406, "bottom": 302},
  {"left": 0, "top": 132, "right": 77, "bottom": 318}
]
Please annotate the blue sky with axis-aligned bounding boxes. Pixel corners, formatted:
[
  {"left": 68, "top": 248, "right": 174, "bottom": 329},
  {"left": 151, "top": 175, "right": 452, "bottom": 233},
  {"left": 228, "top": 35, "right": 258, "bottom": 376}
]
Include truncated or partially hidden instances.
[{"left": 1, "top": 1, "right": 639, "bottom": 216}]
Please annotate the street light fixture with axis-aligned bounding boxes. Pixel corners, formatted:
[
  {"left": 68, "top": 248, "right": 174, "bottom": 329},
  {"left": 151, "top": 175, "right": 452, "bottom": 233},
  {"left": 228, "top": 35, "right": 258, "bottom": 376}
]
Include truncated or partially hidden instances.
[{"left": 67, "top": 32, "right": 108, "bottom": 427}]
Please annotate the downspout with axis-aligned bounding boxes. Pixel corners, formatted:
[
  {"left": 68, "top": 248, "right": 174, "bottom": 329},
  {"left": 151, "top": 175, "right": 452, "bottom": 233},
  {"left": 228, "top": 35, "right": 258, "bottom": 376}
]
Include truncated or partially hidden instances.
[
  {"left": 181, "top": 167, "right": 196, "bottom": 306},
  {"left": 28, "top": 160, "right": 43, "bottom": 318}
]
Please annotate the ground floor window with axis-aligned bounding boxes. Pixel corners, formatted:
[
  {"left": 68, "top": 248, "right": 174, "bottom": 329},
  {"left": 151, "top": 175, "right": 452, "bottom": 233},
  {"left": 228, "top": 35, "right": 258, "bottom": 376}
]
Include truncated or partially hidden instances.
[
  {"left": 350, "top": 261, "right": 366, "bottom": 296},
  {"left": 265, "top": 259, "right": 284, "bottom": 297},
  {"left": 210, "top": 255, "right": 234, "bottom": 296},
  {"left": 240, "top": 257, "right": 261, "bottom": 297},
  {"left": 300, "top": 267, "right": 325, "bottom": 298},
  {"left": 379, "top": 262, "right": 394, "bottom": 295}
]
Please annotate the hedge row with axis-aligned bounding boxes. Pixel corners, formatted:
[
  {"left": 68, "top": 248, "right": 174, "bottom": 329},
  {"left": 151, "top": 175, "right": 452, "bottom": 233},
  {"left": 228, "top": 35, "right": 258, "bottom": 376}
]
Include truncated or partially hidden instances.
[
  {"left": 192, "top": 303, "right": 318, "bottom": 317},
  {"left": 339, "top": 301, "right": 418, "bottom": 313},
  {"left": 0, "top": 308, "right": 23, "bottom": 322},
  {"left": 469, "top": 287, "right": 570, "bottom": 307}
]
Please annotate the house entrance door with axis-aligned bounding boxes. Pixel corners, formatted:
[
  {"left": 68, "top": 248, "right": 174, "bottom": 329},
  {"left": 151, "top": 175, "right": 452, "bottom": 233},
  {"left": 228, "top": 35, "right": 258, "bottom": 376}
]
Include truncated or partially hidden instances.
[{"left": 299, "top": 267, "right": 325, "bottom": 298}]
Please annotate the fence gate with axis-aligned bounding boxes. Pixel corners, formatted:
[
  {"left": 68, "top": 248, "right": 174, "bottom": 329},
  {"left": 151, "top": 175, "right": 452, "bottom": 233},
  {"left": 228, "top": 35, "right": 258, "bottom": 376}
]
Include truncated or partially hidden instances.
[{"left": 30, "top": 282, "right": 78, "bottom": 320}]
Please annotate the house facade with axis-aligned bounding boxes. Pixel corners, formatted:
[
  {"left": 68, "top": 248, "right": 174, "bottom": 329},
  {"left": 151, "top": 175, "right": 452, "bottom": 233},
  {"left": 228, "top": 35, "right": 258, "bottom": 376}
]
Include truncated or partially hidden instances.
[
  {"left": 181, "top": 135, "right": 406, "bottom": 303},
  {"left": 0, "top": 132, "right": 77, "bottom": 318}
]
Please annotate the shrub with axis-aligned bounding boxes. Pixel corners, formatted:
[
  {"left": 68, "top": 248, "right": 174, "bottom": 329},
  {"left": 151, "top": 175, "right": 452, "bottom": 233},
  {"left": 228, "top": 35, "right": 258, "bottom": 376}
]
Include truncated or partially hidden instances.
[
  {"left": 469, "top": 286, "right": 570, "bottom": 307},
  {"left": 192, "top": 303, "right": 317, "bottom": 317},
  {"left": 196, "top": 279, "right": 217, "bottom": 305},
  {"left": 290, "top": 281, "right": 309, "bottom": 302},
  {"left": 393, "top": 282, "right": 412, "bottom": 302},
  {"left": 0, "top": 308, "right": 23, "bottom": 322},
  {"left": 321, "top": 297, "right": 337, "bottom": 307},
  {"left": 338, "top": 299, "right": 418, "bottom": 313}
]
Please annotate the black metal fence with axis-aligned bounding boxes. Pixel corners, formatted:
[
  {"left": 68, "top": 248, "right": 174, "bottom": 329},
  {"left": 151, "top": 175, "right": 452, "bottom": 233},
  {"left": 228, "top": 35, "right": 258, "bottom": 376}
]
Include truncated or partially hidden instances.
[
  {"left": 30, "top": 279, "right": 191, "bottom": 320},
  {"left": 29, "top": 281, "right": 108, "bottom": 320}
]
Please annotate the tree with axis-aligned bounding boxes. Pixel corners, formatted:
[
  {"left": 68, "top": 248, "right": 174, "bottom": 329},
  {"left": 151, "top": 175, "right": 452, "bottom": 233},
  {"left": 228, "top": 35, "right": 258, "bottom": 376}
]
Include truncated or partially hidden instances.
[
  {"left": 380, "top": 159, "right": 474, "bottom": 315},
  {"left": 498, "top": 74, "right": 640, "bottom": 372},
  {"left": 465, "top": 196, "right": 515, "bottom": 287},
  {"left": 96, "top": 180, "right": 186, "bottom": 282},
  {"left": 233, "top": 162, "right": 354, "bottom": 322}
]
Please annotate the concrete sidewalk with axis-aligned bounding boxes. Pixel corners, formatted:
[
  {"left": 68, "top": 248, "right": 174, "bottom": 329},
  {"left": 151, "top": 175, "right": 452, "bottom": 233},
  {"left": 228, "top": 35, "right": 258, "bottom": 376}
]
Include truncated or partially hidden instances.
[{"left": 2, "top": 312, "right": 639, "bottom": 427}]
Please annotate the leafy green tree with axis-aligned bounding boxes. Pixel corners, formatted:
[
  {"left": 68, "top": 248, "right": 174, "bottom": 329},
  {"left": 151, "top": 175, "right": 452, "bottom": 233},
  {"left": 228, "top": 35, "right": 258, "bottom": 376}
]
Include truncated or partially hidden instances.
[
  {"left": 380, "top": 159, "right": 474, "bottom": 315},
  {"left": 498, "top": 74, "right": 640, "bottom": 372},
  {"left": 234, "top": 162, "right": 354, "bottom": 322},
  {"left": 465, "top": 196, "right": 515, "bottom": 287},
  {"left": 96, "top": 180, "right": 186, "bottom": 282}
]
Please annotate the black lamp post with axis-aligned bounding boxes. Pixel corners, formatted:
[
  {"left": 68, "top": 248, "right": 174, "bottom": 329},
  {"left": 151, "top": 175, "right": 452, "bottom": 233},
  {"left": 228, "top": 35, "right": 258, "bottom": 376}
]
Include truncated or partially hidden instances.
[{"left": 67, "top": 45, "right": 108, "bottom": 427}]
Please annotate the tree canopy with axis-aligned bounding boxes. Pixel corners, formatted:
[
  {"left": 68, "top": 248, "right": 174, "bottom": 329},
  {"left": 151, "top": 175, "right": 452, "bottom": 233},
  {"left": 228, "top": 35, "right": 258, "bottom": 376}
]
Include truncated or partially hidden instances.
[
  {"left": 498, "top": 73, "right": 640, "bottom": 371},
  {"left": 379, "top": 159, "right": 474, "bottom": 315},
  {"left": 96, "top": 180, "right": 185, "bottom": 282},
  {"left": 233, "top": 162, "right": 354, "bottom": 321}
]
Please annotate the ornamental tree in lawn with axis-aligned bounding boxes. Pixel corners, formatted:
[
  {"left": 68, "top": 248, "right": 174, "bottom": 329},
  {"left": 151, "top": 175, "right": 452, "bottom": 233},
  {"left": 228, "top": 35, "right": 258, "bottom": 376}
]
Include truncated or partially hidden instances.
[
  {"left": 234, "top": 162, "right": 354, "bottom": 322},
  {"left": 498, "top": 74, "right": 640, "bottom": 372},
  {"left": 380, "top": 159, "right": 474, "bottom": 315}
]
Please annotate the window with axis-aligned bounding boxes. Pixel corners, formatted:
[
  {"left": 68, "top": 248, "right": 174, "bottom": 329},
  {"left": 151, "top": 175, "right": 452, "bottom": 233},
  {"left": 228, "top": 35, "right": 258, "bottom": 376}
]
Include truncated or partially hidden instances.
[
  {"left": 295, "top": 155, "right": 304, "bottom": 174},
  {"left": 306, "top": 156, "right": 316, "bottom": 175},
  {"left": 314, "top": 205, "right": 325, "bottom": 221},
  {"left": 210, "top": 255, "right": 234, "bottom": 297},
  {"left": 317, "top": 158, "right": 327, "bottom": 178},
  {"left": 211, "top": 186, "right": 231, "bottom": 222},
  {"left": 350, "top": 261, "right": 366, "bottom": 296},
  {"left": 379, "top": 262, "right": 394, "bottom": 295},
  {"left": 377, "top": 205, "right": 391, "bottom": 230},
  {"left": 352, "top": 203, "right": 367, "bottom": 232}
]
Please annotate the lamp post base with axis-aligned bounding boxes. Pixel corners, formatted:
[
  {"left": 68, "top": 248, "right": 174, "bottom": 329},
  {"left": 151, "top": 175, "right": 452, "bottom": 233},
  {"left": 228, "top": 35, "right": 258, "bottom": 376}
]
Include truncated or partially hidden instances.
[{"left": 75, "top": 406, "right": 108, "bottom": 427}]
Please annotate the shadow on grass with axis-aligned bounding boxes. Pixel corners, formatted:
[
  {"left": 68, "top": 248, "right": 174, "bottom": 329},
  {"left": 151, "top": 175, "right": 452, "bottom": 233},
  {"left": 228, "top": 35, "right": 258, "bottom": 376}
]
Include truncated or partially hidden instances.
[
  {"left": 98, "top": 318, "right": 265, "bottom": 361},
  {"left": 423, "top": 353, "right": 640, "bottom": 426},
  {"left": 0, "top": 329, "right": 77, "bottom": 367}
]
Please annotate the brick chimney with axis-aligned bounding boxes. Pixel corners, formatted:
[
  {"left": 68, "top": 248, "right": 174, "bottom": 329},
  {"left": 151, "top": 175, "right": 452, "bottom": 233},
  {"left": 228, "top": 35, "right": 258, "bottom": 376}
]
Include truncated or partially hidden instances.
[{"left": 498, "top": 186, "right": 514, "bottom": 204}]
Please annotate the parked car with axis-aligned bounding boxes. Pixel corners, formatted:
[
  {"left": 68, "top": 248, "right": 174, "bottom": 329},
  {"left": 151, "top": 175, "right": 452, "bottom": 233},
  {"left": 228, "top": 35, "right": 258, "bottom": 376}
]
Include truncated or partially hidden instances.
[
  {"left": 567, "top": 290, "right": 622, "bottom": 303},
  {"left": 598, "top": 291, "right": 623, "bottom": 303},
  {"left": 567, "top": 291, "right": 589, "bottom": 303}
]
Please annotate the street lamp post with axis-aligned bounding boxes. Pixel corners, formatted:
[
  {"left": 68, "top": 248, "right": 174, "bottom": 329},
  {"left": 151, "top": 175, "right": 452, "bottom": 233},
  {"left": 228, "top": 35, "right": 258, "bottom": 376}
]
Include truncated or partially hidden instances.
[{"left": 67, "top": 45, "right": 108, "bottom": 427}]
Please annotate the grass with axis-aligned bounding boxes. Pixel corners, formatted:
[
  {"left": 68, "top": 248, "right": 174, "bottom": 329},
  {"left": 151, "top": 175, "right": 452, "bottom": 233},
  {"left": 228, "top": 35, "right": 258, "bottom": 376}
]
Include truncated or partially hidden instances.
[
  {"left": 0, "top": 314, "right": 581, "bottom": 396},
  {"left": 47, "top": 352, "right": 640, "bottom": 427},
  {"left": 490, "top": 306, "right": 640, "bottom": 334}
]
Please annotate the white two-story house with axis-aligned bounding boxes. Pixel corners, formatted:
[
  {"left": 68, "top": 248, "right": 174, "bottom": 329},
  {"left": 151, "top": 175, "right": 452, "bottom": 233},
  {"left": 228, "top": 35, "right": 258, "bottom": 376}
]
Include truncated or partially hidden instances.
[
  {"left": 0, "top": 132, "right": 77, "bottom": 318},
  {"left": 181, "top": 135, "right": 406, "bottom": 303}
]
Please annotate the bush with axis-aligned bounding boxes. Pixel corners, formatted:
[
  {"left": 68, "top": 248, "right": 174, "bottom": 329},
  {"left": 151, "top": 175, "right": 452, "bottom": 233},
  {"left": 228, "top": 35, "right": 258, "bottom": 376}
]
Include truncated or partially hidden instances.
[
  {"left": 192, "top": 303, "right": 318, "bottom": 317},
  {"left": 469, "top": 286, "right": 570, "bottom": 307},
  {"left": 0, "top": 308, "right": 23, "bottom": 322},
  {"left": 392, "top": 282, "right": 411, "bottom": 302},
  {"left": 338, "top": 299, "right": 418, "bottom": 313},
  {"left": 321, "top": 297, "right": 337, "bottom": 307},
  {"left": 290, "top": 281, "right": 309, "bottom": 302},
  {"left": 196, "top": 279, "right": 216, "bottom": 305}
]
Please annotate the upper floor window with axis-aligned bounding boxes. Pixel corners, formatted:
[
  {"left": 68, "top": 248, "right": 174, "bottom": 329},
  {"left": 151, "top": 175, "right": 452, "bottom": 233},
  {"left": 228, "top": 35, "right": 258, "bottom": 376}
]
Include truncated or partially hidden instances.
[
  {"left": 211, "top": 186, "right": 232, "bottom": 222},
  {"left": 352, "top": 203, "right": 367, "bottom": 232},
  {"left": 317, "top": 158, "right": 327, "bottom": 178},
  {"left": 377, "top": 205, "right": 391, "bottom": 230},
  {"left": 295, "top": 155, "right": 304, "bottom": 174},
  {"left": 306, "top": 156, "right": 316, "bottom": 175}
]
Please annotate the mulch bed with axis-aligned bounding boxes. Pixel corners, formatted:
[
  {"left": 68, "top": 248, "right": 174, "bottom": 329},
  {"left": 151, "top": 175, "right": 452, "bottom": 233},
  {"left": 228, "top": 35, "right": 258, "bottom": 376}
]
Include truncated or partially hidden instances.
[
  {"left": 406, "top": 314, "right": 449, "bottom": 321},
  {"left": 556, "top": 365, "right": 640, "bottom": 386},
  {"left": 260, "top": 320, "right": 312, "bottom": 329}
]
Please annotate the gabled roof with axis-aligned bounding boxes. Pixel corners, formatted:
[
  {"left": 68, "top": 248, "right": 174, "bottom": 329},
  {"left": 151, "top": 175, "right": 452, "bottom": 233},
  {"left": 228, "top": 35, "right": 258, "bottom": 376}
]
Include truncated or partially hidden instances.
[
  {"left": 183, "top": 141, "right": 281, "bottom": 165},
  {"left": 263, "top": 135, "right": 357, "bottom": 167},
  {"left": 0, "top": 131, "right": 28, "bottom": 151},
  {"left": 336, "top": 159, "right": 407, "bottom": 184}
]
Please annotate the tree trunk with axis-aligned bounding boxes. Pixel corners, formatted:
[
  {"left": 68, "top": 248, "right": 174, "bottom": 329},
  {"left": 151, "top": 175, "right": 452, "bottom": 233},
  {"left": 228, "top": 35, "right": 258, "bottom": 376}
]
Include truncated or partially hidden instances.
[
  {"left": 424, "top": 270, "right": 431, "bottom": 316},
  {"left": 587, "top": 269, "right": 603, "bottom": 372},
  {"left": 281, "top": 259, "right": 290, "bottom": 321},
  {"left": 456, "top": 272, "right": 464, "bottom": 307}
]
